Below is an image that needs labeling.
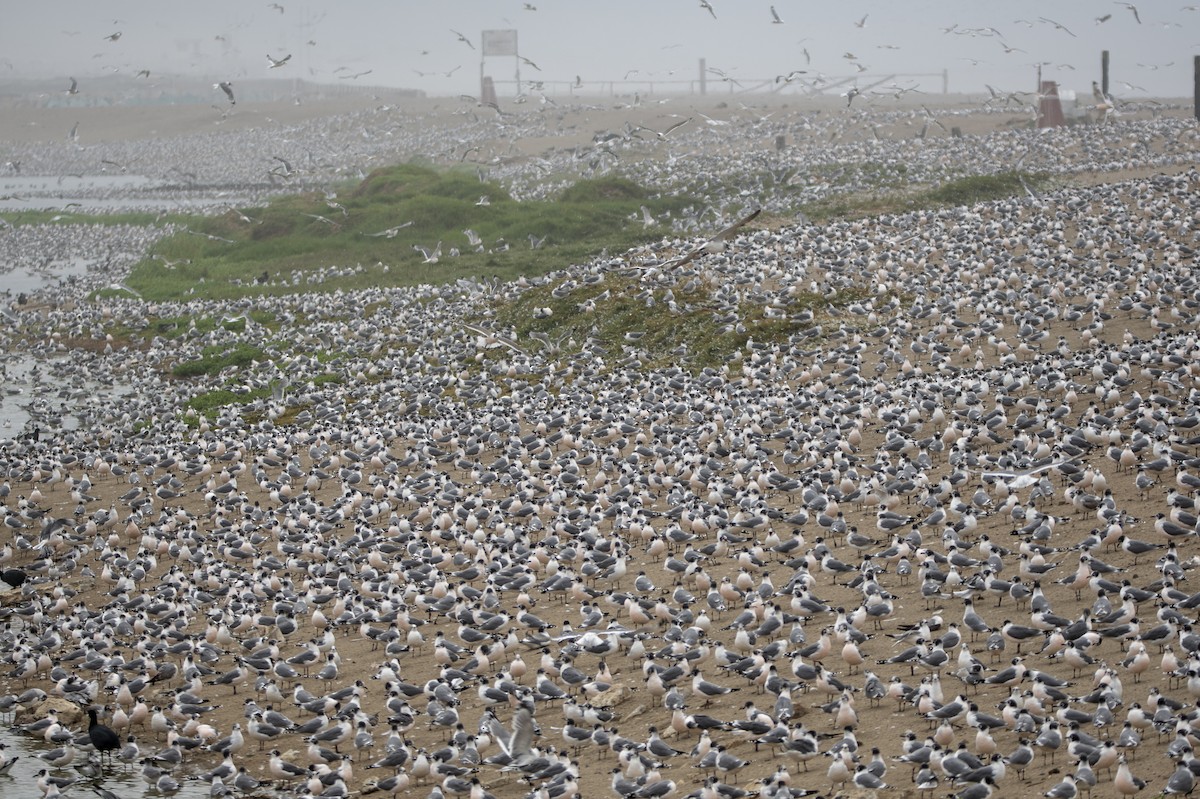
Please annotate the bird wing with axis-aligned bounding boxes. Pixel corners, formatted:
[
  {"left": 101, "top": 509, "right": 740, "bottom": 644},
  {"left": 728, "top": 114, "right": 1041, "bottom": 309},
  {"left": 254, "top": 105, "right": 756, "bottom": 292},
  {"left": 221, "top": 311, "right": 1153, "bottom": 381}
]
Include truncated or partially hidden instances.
[
  {"left": 485, "top": 711, "right": 511, "bottom": 754},
  {"left": 663, "top": 117, "right": 693, "bottom": 136},
  {"left": 510, "top": 707, "right": 535, "bottom": 761}
]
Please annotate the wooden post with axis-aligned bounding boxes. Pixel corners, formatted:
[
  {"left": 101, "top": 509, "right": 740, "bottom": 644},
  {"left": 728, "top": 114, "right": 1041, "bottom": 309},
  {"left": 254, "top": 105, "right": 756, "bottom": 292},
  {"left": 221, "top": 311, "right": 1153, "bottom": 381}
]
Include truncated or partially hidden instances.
[
  {"left": 1195, "top": 55, "right": 1200, "bottom": 120},
  {"left": 699, "top": 58, "right": 707, "bottom": 95},
  {"left": 1102, "top": 50, "right": 1109, "bottom": 98}
]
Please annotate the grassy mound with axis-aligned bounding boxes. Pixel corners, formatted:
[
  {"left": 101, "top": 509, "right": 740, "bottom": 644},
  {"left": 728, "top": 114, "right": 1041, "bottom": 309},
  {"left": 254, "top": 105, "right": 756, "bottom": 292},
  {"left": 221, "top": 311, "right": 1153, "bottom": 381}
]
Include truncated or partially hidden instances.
[{"left": 123, "top": 164, "right": 697, "bottom": 301}]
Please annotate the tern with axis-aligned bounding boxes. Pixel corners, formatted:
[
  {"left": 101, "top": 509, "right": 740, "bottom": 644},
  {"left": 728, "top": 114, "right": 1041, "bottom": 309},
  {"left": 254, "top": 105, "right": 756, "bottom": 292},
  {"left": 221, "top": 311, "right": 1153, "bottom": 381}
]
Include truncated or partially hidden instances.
[
  {"left": 770, "top": 5, "right": 783, "bottom": 23},
  {"left": 215, "top": 81, "right": 235, "bottom": 104},
  {"left": 700, "top": 1, "right": 716, "bottom": 19},
  {"left": 451, "top": 29, "right": 474, "bottom": 49},
  {"left": 266, "top": 53, "right": 292, "bottom": 68}
]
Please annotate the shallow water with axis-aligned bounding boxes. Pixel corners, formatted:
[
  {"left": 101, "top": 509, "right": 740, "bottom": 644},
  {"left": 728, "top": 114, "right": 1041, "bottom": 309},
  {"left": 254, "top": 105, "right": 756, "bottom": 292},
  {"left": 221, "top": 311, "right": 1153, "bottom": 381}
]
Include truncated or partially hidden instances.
[
  {"left": 0, "top": 722, "right": 212, "bottom": 799},
  {"left": 0, "top": 354, "right": 137, "bottom": 440},
  {"left": 0, "top": 175, "right": 254, "bottom": 212},
  {"left": 0, "top": 255, "right": 95, "bottom": 296}
]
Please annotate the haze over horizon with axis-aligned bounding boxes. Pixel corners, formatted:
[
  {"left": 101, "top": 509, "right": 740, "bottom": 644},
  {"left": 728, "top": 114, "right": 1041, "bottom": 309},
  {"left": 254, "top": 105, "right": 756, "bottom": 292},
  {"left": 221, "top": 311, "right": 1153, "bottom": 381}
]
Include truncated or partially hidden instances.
[{"left": 1, "top": 1, "right": 1196, "bottom": 102}]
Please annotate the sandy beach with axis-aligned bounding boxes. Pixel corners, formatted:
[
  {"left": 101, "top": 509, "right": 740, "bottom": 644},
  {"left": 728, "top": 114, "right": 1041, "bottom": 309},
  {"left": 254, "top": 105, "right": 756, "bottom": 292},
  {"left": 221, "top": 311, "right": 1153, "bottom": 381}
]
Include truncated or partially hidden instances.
[{"left": 3, "top": 87, "right": 1200, "bottom": 799}]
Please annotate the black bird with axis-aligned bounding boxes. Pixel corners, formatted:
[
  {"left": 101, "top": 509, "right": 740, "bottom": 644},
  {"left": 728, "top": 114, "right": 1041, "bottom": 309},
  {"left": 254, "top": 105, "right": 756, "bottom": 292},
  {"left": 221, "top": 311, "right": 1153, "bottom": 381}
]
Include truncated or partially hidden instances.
[
  {"left": 87, "top": 707, "right": 121, "bottom": 767},
  {"left": 0, "top": 568, "right": 25, "bottom": 590}
]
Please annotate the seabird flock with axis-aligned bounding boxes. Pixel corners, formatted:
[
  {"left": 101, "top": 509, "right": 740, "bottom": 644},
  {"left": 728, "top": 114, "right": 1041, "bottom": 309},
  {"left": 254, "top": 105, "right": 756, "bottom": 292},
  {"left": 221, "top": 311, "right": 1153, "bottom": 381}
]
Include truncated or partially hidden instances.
[{"left": 4, "top": 8, "right": 1200, "bottom": 799}]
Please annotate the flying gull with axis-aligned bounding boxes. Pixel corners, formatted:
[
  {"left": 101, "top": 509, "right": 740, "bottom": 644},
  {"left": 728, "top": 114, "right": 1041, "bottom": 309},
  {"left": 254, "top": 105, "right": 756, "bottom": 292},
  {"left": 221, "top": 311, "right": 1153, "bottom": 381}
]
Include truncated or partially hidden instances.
[
  {"left": 975, "top": 456, "right": 1082, "bottom": 490},
  {"left": 486, "top": 706, "right": 536, "bottom": 767},
  {"left": 1116, "top": 2, "right": 1141, "bottom": 23}
]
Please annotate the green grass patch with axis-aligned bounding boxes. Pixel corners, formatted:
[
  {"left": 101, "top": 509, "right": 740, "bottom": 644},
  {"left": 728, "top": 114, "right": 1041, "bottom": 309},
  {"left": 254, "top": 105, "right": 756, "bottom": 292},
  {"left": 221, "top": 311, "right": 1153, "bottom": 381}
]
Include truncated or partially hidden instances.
[
  {"left": 123, "top": 163, "right": 697, "bottom": 302},
  {"left": 487, "top": 274, "right": 877, "bottom": 373},
  {"left": 187, "top": 388, "right": 251, "bottom": 416},
  {"left": 172, "top": 343, "right": 267, "bottom": 377},
  {"left": 923, "top": 172, "right": 1039, "bottom": 206},
  {"left": 799, "top": 170, "right": 1049, "bottom": 222}
]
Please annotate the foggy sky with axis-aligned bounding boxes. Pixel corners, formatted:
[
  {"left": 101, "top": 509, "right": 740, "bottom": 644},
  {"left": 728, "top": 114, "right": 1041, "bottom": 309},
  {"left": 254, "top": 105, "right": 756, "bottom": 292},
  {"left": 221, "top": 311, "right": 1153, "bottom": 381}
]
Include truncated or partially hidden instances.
[{"left": 1, "top": 1, "right": 1195, "bottom": 100}]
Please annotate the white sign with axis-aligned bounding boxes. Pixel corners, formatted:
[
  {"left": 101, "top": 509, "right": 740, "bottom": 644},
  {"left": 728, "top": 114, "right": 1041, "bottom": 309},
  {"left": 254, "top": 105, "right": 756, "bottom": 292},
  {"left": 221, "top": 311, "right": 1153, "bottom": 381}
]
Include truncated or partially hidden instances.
[{"left": 482, "top": 29, "right": 518, "bottom": 57}]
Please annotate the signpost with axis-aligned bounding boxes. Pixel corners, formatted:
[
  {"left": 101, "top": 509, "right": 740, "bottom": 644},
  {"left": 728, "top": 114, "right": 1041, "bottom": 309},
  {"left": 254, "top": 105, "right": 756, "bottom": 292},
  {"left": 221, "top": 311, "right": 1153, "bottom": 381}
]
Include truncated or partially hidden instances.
[{"left": 481, "top": 29, "right": 519, "bottom": 97}]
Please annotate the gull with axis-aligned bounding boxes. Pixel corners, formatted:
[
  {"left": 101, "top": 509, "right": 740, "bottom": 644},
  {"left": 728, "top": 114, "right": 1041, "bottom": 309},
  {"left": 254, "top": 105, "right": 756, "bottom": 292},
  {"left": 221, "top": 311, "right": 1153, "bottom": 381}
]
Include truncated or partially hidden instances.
[
  {"left": 692, "top": 668, "right": 739, "bottom": 706},
  {"left": 1164, "top": 763, "right": 1195, "bottom": 797},
  {"left": 855, "top": 13, "right": 868, "bottom": 27},
  {"left": 461, "top": 323, "right": 529, "bottom": 357},
  {"left": 414, "top": 241, "right": 442, "bottom": 263},
  {"left": 1096, "top": 13, "right": 1112, "bottom": 22},
  {"left": 770, "top": 5, "right": 783, "bottom": 23},
  {"left": 66, "top": 77, "right": 79, "bottom": 95},
  {"left": 1044, "top": 774, "right": 1078, "bottom": 799},
  {"left": 301, "top": 213, "right": 340, "bottom": 228},
  {"left": 776, "top": 70, "right": 806, "bottom": 83},
  {"left": 486, "top": 706, "right": 536, "bottom": 767},
  {"left": 224, "top": 206, "right": 260, "bottom": 225},
  {"left": 270, "top": 155, "right": 295, "bottom": 176},
  {"left": 700, "top": 0, "right": 716, "bottom": 19},
  {"left": 266, "top": 53, "right": 292, "bottom": 68},
  {"left": 269, "top": 2, "right": 284, "bottom": 12},
  {"left": 638, "top": 116, "right": 692, "bottom": 140},
  {"left": 105, "top": 282, "right": 142, "bottom": 299},
  {"left": 1038, "top": 16, "right": 1076, "bottom": 36},
  {"left": 1114, "top": 755, "right": 1145, "bottom": 795},
  {"left": 451, "top": 29, "right": 474, "bottom": 49},
  {"left": 183, "top": 227, "right": 235, "bottom": 244},
  {"left": 103, "top": 31, "right": 121, "bottom": 41},
  {"left": 1116, "top": 2, "right": 1141, "bottom": 23},
  {"left": 361, "top": 222, "right": 413, "bottom": 238},
  {"left": 135, "top": 69, "right": 150, "bottom": 77},
  {"left": 475, "top": 195, "right": 490, "bottom": 206},
  {"left": 519, "top": 56, "right": 541, "bottom": 71},
  {"left": 698, "top": 111, "right": 729, "bottom": 125},
  {"left": 339, "top": 69, "right": 373, "bottom": 79},
  {"left": 976, "top": 456, "right": 1081, "bottom": 490},
  {"left": 215, "top": 81, "right": 235, "bottom": 104},
  {"left": 524, "top": 3, "right": 537, "bottom": 9}
]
